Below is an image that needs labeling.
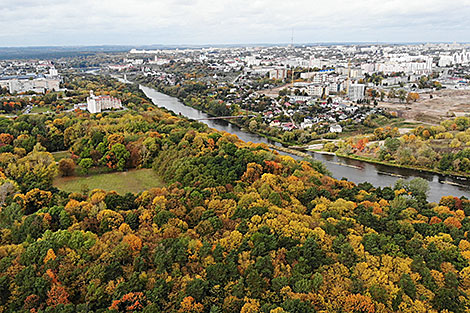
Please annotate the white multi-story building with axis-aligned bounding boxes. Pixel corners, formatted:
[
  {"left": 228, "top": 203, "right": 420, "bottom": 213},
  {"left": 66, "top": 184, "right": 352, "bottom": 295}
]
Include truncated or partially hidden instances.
[
  {"left": 328, "top": 82, "right": 344, "bottom": 94},
  {"left": 337, "top": 67, "right": 363, "bottom": 78},
  {"left": 309, "top": 58, "right": 331, "bottom": 69},
  {"left": 300, "top": 72, "right": 316, "bottom": 80},
  {"left": 361, "top": 56, "right": 432, "bottom": 75},
  {"left": 312, "top": 73, "right": 328, "bottom": 84},
  {"left": 439, "top": 55, "right": 454, "bottom": 67},
  {"left": 245, "top": 56, "right": 261, "bottom": 66},
  {"left": 47, "top": 68, "right": 59, "bottom": 77},
  {"left": 453, "top": 50, "right": 470, "bottom": 64},
  {"left": 87, "top": 90, "right": 122, "bottom": 113},
  {"left": 307, "top": 84, "right": 329, "bottom": 98},
  {"left": 348, "top": 84, "right": 365, "bottom": 101},
  {"left": 148, "top": 56, "right": 171, "bottom": 65},
  {"left": 439, "top": 50, "right": 470, "bottom": 67},
  {"left": 0, "top": 76, "right": 60, "bottom": 94}
]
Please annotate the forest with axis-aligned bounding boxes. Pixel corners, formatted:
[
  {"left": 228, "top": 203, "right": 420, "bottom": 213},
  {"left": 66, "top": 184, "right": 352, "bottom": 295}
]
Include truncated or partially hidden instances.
[{"left": 0, "top": 76, "right": 470, "bottom": 313}]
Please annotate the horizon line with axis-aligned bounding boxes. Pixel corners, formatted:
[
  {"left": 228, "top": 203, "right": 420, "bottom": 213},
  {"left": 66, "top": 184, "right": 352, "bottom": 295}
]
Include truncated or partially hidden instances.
[{"left": 1, "top": 41, "right": 470, "bottom": 49}]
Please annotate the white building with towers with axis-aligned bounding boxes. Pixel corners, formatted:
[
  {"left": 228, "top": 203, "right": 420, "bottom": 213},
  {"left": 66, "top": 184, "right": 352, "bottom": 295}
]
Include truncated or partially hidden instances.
[{"left": 86, "top": 90, "right": 122, "bottom": 113}]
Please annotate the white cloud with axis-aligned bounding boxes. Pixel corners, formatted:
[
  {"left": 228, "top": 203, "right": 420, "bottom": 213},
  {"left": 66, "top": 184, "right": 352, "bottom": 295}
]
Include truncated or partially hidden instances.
[{"left": 0, "top": 0, "right": 469, "bottom": 45}]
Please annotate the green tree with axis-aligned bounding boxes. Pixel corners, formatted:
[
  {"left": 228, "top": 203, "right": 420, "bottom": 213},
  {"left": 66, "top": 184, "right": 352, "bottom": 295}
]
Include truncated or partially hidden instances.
[
  {"left": 6, "top": 147, "right": 57, "bottom": 192},
  {"left": 78, "top": 158, "right": 93, "bottom": 174}
]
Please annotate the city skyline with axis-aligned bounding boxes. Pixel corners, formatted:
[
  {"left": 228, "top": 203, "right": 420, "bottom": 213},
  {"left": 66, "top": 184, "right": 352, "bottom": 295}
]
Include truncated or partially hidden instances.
[{"left": 1, "top": 0, "right": 470, "bottom": 47}]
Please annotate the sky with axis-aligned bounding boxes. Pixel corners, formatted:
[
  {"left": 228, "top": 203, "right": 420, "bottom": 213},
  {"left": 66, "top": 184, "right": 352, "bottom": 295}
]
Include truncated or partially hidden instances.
[{"left": 1, "top": 0, "right": 470, "bottom": 46}]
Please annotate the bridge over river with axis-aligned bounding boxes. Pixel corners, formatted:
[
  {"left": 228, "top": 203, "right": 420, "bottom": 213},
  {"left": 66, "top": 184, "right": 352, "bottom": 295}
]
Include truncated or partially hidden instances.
[{"left": 195, "top": 114, "right": 256, "bottom": 121}]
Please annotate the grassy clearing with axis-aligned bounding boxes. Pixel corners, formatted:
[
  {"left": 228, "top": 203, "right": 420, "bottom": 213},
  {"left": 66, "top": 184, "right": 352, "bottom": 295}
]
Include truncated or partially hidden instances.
[
  {"left": 54, "top": 168, "right": 165, "bottom": 194},
  {"left": 51, "top": 151, "right": 71, "bottom": 162},
  {"left": 30, "top": 106, "right": 51, "bottom": 114},
  {"left": 390, "top": 120, "right": 424, "bottom": 128}
]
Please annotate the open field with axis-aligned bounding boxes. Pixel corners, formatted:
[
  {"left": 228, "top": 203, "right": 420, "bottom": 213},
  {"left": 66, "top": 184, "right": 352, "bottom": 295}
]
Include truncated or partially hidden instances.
[
  {"left": 54, "top": 168, "right": 165, "bottom": 194},
  {"left": 51, "top": 150, "right": 71, "bottom": 162},
  {"left": 30, "top": 106, "right": 51, "bottom": 114},
  {"left": 378, "top": 89, "right": 470, "bottom": 124}
]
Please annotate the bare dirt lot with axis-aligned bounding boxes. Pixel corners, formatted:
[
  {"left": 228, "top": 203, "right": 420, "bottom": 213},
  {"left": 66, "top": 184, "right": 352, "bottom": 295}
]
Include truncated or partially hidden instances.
[
  {"left": 378, "top": 89, "right": 470, "bottom": 124},
  {"left": 258, "top": 84, "right": 291, "bottom": 98}
]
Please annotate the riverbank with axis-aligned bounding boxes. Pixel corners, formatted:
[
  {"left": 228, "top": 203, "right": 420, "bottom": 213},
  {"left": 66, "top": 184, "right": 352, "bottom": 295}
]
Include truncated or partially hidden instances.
[
  {"left": 266, "top": 144, "right": 311, "bottom": 158},
  {"left": 329, "top": 152, "right": 470, "bottom": 181},
  {"left": 137, "top": 82, "right": 470, "bottom": 202},
  {"left": 138, "top": 81, "right": 302, "bottom": 145},
  {"left": 288, "top": 137, "right": 470, "bottom": 181},
  {"left": 136, "top": 79, "right": 470, "bottom": 183}
]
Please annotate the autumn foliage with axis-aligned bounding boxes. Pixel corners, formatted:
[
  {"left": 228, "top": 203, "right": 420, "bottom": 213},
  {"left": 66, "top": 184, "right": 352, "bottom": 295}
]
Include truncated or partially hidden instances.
[
  {"left": 0, "top": 75, "right": 469, "bottom": 313},
  {"left": 110, "top": 292, "right": 146, "bottom": 312}
]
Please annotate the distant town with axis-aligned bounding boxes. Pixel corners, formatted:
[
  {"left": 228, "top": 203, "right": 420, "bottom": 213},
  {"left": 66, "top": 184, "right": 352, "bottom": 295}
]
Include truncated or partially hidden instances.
[
  {"left": 121, "top": 43, "right": 470, "bottom": 137},
  {"left": 1, "top": 43, "right": 470, "bottom": 129}
]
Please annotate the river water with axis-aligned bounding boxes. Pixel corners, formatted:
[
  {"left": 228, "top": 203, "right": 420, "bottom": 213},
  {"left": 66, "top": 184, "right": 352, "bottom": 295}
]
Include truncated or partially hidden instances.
[{"left": 139, "top": 84, "right": 470, "bottom": 203}]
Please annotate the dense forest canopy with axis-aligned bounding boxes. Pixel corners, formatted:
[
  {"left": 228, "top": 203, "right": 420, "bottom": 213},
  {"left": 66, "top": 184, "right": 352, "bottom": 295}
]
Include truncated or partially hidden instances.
[{"left": 0, "top": 76, "right": 469, "bottom": 313}]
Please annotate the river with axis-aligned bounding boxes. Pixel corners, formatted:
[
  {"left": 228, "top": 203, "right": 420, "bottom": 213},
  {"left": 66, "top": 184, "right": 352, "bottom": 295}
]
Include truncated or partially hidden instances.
[{"left": 139, "top": 84, "right": 470, "bottom": 203}]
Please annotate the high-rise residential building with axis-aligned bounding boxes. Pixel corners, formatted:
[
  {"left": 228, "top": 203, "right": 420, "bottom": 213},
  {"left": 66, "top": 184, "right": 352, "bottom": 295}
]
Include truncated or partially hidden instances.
[
  {"left": 87, "top": 90, "right": 122, "bottom": 113},
  {"left": 348, "top": 84, "right": 365, "bottom": 101}
]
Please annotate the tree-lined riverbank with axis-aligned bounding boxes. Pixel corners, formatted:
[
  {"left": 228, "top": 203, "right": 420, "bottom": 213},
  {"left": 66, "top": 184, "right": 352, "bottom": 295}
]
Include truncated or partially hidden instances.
[{"left": 138, "top": 84, "right": 470, "bottom": 202}]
